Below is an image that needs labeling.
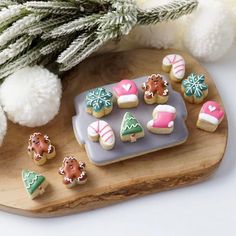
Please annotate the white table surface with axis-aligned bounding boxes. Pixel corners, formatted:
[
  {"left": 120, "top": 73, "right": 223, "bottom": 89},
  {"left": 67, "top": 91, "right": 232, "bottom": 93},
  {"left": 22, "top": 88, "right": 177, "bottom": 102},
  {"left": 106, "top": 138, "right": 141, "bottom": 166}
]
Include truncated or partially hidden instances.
[{"left": 1, "top": 46, "right": 236, "bottom": 236}]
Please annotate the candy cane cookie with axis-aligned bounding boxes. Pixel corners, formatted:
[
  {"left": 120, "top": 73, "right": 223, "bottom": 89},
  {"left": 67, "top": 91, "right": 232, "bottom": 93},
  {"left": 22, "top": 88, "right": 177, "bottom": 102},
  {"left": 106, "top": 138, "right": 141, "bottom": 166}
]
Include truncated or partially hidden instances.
[
  {"left": 87, "top": 120, "right": 115, "bottom": 150},
  {"left": 162, "top": 54, "right": 185, "bottom": 82}
]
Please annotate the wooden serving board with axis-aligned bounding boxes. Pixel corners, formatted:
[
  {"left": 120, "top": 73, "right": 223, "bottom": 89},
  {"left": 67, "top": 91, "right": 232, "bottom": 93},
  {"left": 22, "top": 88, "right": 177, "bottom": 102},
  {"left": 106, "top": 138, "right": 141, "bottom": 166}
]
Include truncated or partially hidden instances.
[{"left": 0, "top": 49, "right": 228, "bottom": 217}]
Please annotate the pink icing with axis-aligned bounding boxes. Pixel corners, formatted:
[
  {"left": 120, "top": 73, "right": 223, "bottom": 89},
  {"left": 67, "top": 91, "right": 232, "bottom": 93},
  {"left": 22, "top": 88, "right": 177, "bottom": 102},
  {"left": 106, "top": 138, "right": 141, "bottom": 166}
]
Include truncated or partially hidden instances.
[
  {"left": 153, "top": 112, "right": 175, "bottom": 128},
  {"left": 200, "top": 101, "right": 224, "bottom": 121},
  {"left": 113, "top": 80, "right": 138, "bottom": 97}
]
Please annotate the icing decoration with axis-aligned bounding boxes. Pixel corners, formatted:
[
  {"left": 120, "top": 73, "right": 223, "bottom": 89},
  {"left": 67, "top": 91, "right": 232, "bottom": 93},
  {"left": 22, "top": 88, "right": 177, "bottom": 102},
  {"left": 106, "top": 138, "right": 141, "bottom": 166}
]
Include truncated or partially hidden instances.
[
  {"left": 199, "top": 101, "right": 225, "bottom": 125},
  {"left": 22, "top": 169, "right": 46, "bottom": 195},
  {"left": 86, "top": 87, "right": 113, "bottom": 112},
  {"left": 162, "top": 54, "right": 185, "bottom": 80},
  {"left": 142, "top": 74, "right": 169, "bottom": 99},
  {"left": 87, "top": 120, "right": 115, "bottom": 149},
  {"left": 58, "top": 156, "right": 87, "bottom": 187},
  {"left": 182, "top": 73, "right": 208, "bottom": 98}
]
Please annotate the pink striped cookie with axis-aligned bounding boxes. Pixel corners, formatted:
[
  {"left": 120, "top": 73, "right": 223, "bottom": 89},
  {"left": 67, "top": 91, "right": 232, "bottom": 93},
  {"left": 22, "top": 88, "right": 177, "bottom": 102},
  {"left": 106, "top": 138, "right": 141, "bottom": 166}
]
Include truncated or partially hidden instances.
[
  {"left": 87, "top": 120, "right": 115, "bottom": 150},
  {"left": 162, "top": 54, "right": 185, "bottom": 82},
  {"left": 147, "top": 105, "right": 176, "bottom": 134}
]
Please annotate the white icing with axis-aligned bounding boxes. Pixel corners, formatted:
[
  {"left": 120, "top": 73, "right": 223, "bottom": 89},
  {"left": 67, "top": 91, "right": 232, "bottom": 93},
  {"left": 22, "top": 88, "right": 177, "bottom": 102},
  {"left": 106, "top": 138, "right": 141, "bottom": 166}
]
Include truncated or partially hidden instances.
[
  {"left": 208, "top": 105, "right": 216, "bottom": 112},
  {"left": 117, "top": 94, "right": 138, "bottom": 104},
  {"left": 168, "top": 121, "right": 174, "bottom": 128},
  {"left": 199, "top": 113, "right": 219, "bottom": 125},
  {"left": 122, "top": 83, "right": 131, "bottom": 91},
  {"left": 154, "top": 105, "right": 176, "bottom": 114}
]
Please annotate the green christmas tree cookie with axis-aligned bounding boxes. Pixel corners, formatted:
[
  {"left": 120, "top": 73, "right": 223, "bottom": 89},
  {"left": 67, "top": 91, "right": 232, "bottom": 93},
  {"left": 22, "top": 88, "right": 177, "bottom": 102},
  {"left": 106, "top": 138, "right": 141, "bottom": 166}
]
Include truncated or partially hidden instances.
[
  {"left": 120, "top": 112, "right": 144, "bottom": 142},
  {"left": 22, "top": 170, "right": 48, "bottom": 199}
]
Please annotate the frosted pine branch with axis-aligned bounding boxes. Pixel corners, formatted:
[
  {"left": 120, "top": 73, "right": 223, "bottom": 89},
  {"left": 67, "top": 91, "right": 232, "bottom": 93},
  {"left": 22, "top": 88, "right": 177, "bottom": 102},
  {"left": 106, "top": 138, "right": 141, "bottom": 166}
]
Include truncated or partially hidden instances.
[
  {"left": 0, "top": 5, "right": 24, "bottom": 24},
  {"left": 40, "top": 39, "right": 71, "bottom": 55}
]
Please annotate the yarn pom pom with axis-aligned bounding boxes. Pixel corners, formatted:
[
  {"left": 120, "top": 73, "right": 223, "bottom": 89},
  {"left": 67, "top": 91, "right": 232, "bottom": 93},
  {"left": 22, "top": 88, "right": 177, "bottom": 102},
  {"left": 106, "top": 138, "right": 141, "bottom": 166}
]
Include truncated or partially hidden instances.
[
  {"left": 0, "top": 66, "right": 62, "bottom": 127},
  {"left": 183, "top": 0, "right": 235, "bottom": 62},
  {"left": 0, "top": 106, "right": 7, "bottom": 146}
]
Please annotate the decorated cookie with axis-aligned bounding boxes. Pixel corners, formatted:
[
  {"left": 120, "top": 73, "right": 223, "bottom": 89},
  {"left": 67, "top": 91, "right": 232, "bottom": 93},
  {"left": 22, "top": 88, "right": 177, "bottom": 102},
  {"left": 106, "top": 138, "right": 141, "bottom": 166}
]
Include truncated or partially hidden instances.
[
  {"left": 85, "top": 87, "right": 113, "bottom": 118},
  {"left": 142, "top": 74, "right": 169, "bottom": 104},
  {"left": 87, "top": 120, "right": 115, "bottom": 150},
  {"left": 197, "top": 101, "right": 225, "bottom": 132},
  {"left": 113, "top": 80, "right": 139, "bottom": 108},
  {"left": 120, "top": 112, "right": 144, "bottom": 142},
  {"left": 22, "top": 169, "right": 48, "bottom": 199},
  {"left": 58, "top": 156, "right": 87, "bottom": 188},
  {"left": 27, "top": 132, "right": 56, "bottom": 166},
  {"left": 147, "top": 105, "right": 176, "bottom": 134},
  {"left": 162, "top": 54, "right": 185, "bottom": 82}
]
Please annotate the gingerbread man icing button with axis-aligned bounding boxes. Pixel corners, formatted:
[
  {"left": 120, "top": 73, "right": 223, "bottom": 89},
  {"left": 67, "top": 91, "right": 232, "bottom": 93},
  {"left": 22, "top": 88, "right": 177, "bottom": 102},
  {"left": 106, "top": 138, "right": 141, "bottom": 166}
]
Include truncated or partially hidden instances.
[
  {"left": 59, "top": 156, "right": 87, "bottom": 188},
  {"left": 142, "top": 74, "right": 169, "bottom": 105},
  {"left": 27, "top": 132, "right": 56, "bottom": 166}
]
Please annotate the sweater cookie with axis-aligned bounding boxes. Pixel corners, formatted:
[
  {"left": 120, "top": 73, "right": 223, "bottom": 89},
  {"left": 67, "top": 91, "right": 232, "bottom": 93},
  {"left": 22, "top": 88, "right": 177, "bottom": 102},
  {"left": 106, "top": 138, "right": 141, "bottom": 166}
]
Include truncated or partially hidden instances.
[
  {"left": 85, "top": 87, "right": 113, "bottom": 118},
  {"left": 87, "top": 120, "right": 115, "bottom": 150},
  {"left": 142, "top": 74, "right": 169, "bottom": 104},
  {"left": 197, "top": 101, "right": 225, "bottom": 132},
  {"left": 162, "top": 54, "right": 185, "bottom": 82},
  {"left": 113, "top": 80, "right": 139, "bottom": 108},
  {"left": 147, "top": 105, "right": 176, "bottom": 134}
]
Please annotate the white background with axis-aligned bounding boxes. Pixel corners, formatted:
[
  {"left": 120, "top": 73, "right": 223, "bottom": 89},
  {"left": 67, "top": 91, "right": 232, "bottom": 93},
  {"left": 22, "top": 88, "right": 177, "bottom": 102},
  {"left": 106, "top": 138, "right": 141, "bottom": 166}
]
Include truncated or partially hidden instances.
[{"left": 0, "top": 46, "right": 236, "bottom": 236}]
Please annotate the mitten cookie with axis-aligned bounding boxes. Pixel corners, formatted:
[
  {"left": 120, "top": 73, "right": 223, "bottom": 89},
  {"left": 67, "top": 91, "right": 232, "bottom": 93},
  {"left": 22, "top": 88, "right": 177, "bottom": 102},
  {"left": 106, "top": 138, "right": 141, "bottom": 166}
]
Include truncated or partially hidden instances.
[
  {"left": 87, "top": 120, "right": 115, "bottom": 150},
  {"left": 22, "top": 169, "right": 48, "bottom": 199},
  {"left": 113, "top": 80, "right": 139, "bottom": 108},
  {"left": 142, "top": 74, "right": 169, "bottom": 104},
  {"left": 28, "top": 132, "right": 56, "bottom": 166},
  {"left": 162, "top": 54, "right": 185, "bottom": 82},
  {"left": 58, "top": 156, "right": 87, "bottom": 188},
  {"left": 197, "top": 101, "right": 225, "bottom": 132},
  {"left": 147, "top": 105, "right": 176, "bottom": 134},
  {"left": 85, "top": 87, "right": 113, "bottom": 118},
  {"left": 181, "top": 73, "right": 208, "bottom": 104},
  {"left": 120, "top": 112, "right": 144, "bottom": 142}
]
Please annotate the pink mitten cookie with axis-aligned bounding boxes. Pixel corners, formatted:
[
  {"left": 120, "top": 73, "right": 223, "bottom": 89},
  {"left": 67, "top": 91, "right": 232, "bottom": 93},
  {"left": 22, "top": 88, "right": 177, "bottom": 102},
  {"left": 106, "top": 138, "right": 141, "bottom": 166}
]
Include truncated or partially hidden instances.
[
  {"left": 113, "top": 80, "right": 139, "bottom": 108},
  {"left": 197, "top": 101, "right": 225, "bottom": 132},
  {"left": 147, "top": 105, "right": 176, "bottom": 134}
]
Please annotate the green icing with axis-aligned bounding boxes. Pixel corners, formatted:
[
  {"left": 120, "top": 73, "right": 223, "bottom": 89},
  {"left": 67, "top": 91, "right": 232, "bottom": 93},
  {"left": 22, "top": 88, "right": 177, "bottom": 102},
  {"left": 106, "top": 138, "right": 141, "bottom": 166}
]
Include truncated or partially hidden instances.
[
  {"left": 22, "top": 170, "right": 45, "bottom": 195},
  {"left": 86, "top": 87, "right": 113, "bottom": 112},
  {"left": 182, "top": 73, "right": 208, "bottom": 98},
  {"left": 121, "top": 112, "right": 143, "bottom": 136}
]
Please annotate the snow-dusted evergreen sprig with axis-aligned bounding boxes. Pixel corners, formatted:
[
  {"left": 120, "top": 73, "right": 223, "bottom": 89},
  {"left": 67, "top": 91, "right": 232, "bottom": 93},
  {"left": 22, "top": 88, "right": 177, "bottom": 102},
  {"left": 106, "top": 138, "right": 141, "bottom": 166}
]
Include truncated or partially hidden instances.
[{"left": 0, "top": 4, "right": 23, "bottom": 24}]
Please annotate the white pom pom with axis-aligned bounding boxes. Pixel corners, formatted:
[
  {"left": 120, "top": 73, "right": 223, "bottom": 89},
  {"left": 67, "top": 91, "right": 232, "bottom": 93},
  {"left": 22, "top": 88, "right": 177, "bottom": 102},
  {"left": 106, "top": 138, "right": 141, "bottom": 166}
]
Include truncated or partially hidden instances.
[
  {"left": 183, "top": 0, "right": 235, "bottom": 62},
  {"left": 0, "top": 106, "right": 7, "bottom": 146},
  {"left": 0, "top": 66, "right": 62, "bottom": 127}
]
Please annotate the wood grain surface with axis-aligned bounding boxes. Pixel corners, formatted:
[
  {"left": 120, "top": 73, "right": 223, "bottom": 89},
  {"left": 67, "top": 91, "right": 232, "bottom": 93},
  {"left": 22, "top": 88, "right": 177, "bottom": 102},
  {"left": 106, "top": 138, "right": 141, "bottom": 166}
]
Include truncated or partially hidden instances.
[{"left": 0, "top": 49, "right": 228, "bottom": 217}]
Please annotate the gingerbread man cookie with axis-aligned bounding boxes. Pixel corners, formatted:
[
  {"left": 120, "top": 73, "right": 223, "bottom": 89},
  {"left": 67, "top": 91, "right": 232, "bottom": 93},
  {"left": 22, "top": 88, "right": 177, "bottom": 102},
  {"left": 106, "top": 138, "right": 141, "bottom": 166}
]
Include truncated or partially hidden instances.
[
  {"left": 58, "top": 156, "right": 87, "bottom": 188},
  {"left": 27, "top": 132, "right": 56, "bottom": 166},
  {"left": 142, "top": 74, "right": 169, "bottom": 104}
]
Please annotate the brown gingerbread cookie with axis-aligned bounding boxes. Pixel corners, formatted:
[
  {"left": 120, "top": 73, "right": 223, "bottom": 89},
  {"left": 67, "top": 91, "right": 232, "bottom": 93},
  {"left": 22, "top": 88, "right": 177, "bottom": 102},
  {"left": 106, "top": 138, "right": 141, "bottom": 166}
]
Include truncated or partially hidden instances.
[
  {"left": 142, "top": 74, "right": 169, "bottom": 104},
  {"left": 27, "top": 132, "right": 56, "bottom": 166},
  {"left": 58, "top": 156, "right": 87, "bottom": 188}
]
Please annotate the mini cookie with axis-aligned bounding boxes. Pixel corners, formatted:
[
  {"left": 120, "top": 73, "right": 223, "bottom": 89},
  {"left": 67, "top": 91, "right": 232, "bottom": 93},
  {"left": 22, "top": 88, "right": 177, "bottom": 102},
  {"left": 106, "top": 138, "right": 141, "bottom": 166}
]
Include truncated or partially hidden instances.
[
  {"left": 27, "top": 132, "right": 56, "bottom": 166},
  {"left": 86, "top": 87, "right": 113, "bottom": 118},
  {"left": 87, "top": 120, "right": 115, "bottom": 150},
  {"left": 147, "top": 105, "right": 176, "bottom": 134},
  {"left": 162, "top": 54, "right": 185, "bottom": 82},
  {"left": 120, "top": 112, "right": 144, "bottom": 142},
  {"left": 142, "top": 74, "right": 169, "bottom": 104},
  {"left": 58, "top": 156, "right": 87, "bottom": 188},
  {"left": 22, "top": 169, "right": 48, "bottom": 199},
  {"left": 197, "top": 101, "right": 225, "bottom": 132},
  {"left": 181, "top": 73, "right": 208, "bottom": 104},
  {"left": 113, "top": 80, "right": 139, "bottom": 108}
]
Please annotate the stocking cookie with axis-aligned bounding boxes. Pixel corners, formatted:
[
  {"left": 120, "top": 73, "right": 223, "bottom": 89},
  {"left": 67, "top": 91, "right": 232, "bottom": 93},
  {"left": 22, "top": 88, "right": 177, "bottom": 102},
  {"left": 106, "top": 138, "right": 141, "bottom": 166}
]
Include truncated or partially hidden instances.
[
  {"left": 22, "top": 169, "right": 48, "bottom": 199},
  {"left": 142, "top": 74, "right": 169, "bottom": 104},
  {"left": 27, "top": 132, "right": 56, "bottom": 166},
  {"left": 113, "top": 80, "right": 139, "bottom": 108},
  {"left": 147, "top": 105, "right": 176, "bottom": 134},
  {"left": 58, "top": 156, "right": 87, "bottom": 188},
  {"left": 197, "top": 101, "right": 225, "bottom": 132},
  {"left": 162, "top": 54, "right": 185, "bottom": 82},
  {"left": 120, "top": 112, "right": 144, "bottom": 142},
  {"left": 87, "top": 120, "right": 115, "bottom": 150},
  {"left": 181, "top": 73, "right": 208, "bottom": 104},
  {"left": 85, "top": 87, "right": 113, "bottom": 118}
]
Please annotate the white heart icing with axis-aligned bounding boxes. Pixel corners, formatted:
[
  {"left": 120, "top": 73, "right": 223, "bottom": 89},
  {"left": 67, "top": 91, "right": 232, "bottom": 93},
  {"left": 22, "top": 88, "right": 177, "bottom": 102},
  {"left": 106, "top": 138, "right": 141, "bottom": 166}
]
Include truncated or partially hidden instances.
[
  {"left": 122, "top": 84, "right": 131, "bottom": 91},
  {"left": 208, "top": 105, "right": 216, "bottom": 112}
]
